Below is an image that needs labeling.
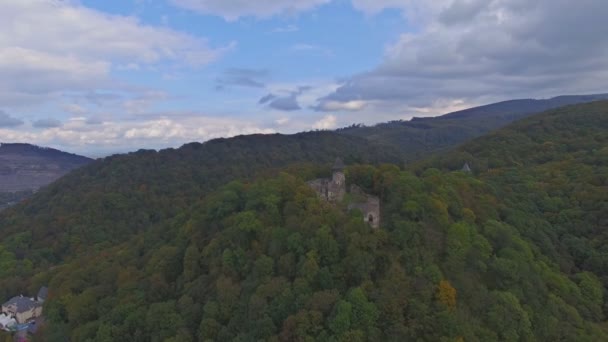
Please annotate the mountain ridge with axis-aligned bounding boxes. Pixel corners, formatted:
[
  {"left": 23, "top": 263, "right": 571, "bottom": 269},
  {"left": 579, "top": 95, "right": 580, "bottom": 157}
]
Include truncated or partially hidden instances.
[{"left": 339, "top": 93, "right": 608, "bottom": 160}]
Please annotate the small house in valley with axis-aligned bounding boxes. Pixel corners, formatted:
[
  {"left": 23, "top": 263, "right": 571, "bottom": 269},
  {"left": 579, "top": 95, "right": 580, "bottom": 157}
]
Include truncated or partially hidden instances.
[
  {"left": 1, "top": 296, "right": 42, "bottom": 325},
  {"left": 1, "top": 286, "right": 47, "bottom": 332}
]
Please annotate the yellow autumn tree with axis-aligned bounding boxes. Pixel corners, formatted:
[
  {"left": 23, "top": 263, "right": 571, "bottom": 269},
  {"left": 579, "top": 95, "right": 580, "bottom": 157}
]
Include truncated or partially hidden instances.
[{"left": 437, "top": 280, "right": 457, "bottom": 310}]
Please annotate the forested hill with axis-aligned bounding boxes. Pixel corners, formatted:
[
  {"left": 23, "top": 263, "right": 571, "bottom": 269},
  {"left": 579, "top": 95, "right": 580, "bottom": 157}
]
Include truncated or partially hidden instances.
[
  {"left": 0, "top": 131, "right": 401, "bottom": 261},
  {"left": 339, "top": 93, "right": 608, "bottom": 160},
  {"left": 0, "top": 102, "right": 607, "bottom": 340}
]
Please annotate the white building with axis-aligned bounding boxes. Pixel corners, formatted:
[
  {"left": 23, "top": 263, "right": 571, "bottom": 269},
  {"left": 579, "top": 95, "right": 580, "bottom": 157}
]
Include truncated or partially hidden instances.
[
  {"left": 1, "top": 295, "right": 42, "bottom": 324},
  {"left": 0, "top": 313, "right": 17, "bottom": 331}
]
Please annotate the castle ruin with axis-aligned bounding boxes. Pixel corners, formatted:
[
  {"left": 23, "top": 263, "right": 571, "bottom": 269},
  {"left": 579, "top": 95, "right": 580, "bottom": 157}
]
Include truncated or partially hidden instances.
[
  {"left": 308, "top": 158, "right": 380, "bottom": 229},
  {"left": 347, "top": 185, "right": 380, "bottom": 229},
  {"left": 307, "top": 158, "right": 346, "bottom": 203}
]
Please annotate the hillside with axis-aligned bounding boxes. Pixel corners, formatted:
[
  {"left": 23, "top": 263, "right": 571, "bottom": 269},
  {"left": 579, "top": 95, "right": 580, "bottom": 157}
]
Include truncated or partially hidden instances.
[
  {"left": 0, "top": 143, "right": 92, "bottom": 210},
  {"left": 413, "top": 100, "right": 608, "bottom": 298},
  {"left": 0, "top": 131, "right": 402, "bottom": 263},
  {"left": 340, "top": 94, "right": 608, "bottom": 160},
  {"left": 0, "top": 102, "right": 607, "bottom": 340}
]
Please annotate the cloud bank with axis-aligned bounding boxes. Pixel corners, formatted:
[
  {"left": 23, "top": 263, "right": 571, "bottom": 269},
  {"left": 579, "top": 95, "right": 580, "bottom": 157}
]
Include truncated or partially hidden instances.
[
  {"left": 0, "top": 110, "right": 24, "bottom": 128},
  {"left": 0, "top": 0, "right": 230, "bottom": 106},
  {"left": 317, "top": 0, "right": 608, "bottom": 113}
]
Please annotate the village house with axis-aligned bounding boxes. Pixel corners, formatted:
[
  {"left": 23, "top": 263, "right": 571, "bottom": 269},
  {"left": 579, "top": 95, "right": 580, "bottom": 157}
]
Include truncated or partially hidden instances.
[
  {"left": 1, "top": 287, "right": 47, "bottom": 330},
  {"left": 1, "top": 296, "right": 42, "bottom": 325}
]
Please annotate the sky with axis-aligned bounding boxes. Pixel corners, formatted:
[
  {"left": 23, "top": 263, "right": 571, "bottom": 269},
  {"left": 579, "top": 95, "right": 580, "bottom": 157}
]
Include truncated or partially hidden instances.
[{"left": 0, "top": 0, "right": 606, "bottom": 157}]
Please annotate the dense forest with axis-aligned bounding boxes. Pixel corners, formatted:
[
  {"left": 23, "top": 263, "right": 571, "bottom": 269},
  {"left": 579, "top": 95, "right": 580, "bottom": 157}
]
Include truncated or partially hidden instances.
[
  {"left": 0, "top": 131, "right": 401, "bottom": 270},
  {"left": 0, "top": 101, "right": 607, "bottom": 341},
  {"left": 0, "top": 190, "right": 33, "bottom": 211}
]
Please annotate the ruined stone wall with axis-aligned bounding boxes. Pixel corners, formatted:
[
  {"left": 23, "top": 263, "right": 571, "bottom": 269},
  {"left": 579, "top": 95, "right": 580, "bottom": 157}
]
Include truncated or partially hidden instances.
[
  {"left": 348, "top": 185, "right": 380, "bottom": 229},
  {"left": 307, "top": 171, "right": 345, "bottom": 203}
]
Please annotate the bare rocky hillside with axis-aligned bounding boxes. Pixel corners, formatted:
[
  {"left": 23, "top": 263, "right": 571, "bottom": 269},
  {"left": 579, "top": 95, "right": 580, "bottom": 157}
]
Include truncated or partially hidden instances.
[{"left": 0, "top": 143, "right": 92, "bottom": 193}]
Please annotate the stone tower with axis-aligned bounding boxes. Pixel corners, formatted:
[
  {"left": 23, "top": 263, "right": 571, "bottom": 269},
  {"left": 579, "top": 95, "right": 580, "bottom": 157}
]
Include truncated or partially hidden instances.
[
  {"left": 307, "top": 157, "right": 346, "bottom": 203},
  {"left": 332, "top": 158, "right": 345, "bottom": 186},
  {"left": 307, "top": 157, "right": 381, "bottom": 228},
  {"left": 331, "top": 158, "right": 346, "bottom": 202}
]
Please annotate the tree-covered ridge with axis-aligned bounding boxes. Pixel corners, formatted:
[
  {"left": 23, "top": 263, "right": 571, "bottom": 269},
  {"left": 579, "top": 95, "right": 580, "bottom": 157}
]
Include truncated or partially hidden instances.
[
  {"left": 415, "top": 100, "right": 608, "bottom": 170},
  {"left": 0, "top": 190, "right": 33, "bottom": 210},
  {"left": 28, "top": 165, "right": 608, "bottom": 340},
  {"left": 339, "top": 94, "right": 608, "bottom": 161},
  {"left": 0, "top": 131, "right": 401, "bottom": 268},
  {"left": 415, "top": 100, "right": 608, "bottom": 320}
]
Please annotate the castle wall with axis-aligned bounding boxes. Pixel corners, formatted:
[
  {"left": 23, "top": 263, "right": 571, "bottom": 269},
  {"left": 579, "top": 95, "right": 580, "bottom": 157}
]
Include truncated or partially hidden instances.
[
  {"left": 309, "top": 172, "right": 381, "bottom": 229},
  {"left": 307, "top": 171, "right": 345, "bottom": 203},
  {"left": 348, "top": 195, "right": 380, "bottom": 229}
]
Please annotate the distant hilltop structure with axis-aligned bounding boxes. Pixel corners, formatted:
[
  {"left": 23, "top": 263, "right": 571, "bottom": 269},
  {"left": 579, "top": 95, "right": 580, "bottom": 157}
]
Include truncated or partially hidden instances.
[
  {"left": 308, "top": 158, "right": 347, "bottom": 203},
  {"left": 462, "top": 162, "right": 472, "bottom": 173},
  {"left": 308, "top": 158, "right": 380, "bottom": 229},
  {"left": 347, "top": 185, "right": 381, "bottom": 229}
]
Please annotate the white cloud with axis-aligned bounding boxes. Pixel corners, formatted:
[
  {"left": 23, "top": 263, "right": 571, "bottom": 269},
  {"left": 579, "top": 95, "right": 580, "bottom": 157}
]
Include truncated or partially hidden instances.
[
  {"left": 316, "top": 100, "right": 367, "bottom": 112},
  {"left": 312, "top": 115, "right": 337, "bottom": 130},
  {"left": 63, "top": 104, "right": 88, "bottom": 116},
  {"left": 123, "top": 91, "right": 170, "bottom": 115},
  {"left": 409, "top": 99, "right": 471, "bottom": 117},
  {"left": 0, "top": 114, "right": 275, "bottom": 156},
  {"left": 0, "top": 1, "right": 225, "bottom": 66},
  {"left": 0, "top": 0, "right": 230, "bottom": 106},
  {"left": 275, "top": 117, "right": 290, "bottom": 125},
  {"left": 170, "top": 0, "right": 331, "bottom": 21},
  {"left": 0, "top": 47, "right": 110, "bottom": 101},
  {"left": 320, "top": 0, "right": 608, "bottom": 113}
]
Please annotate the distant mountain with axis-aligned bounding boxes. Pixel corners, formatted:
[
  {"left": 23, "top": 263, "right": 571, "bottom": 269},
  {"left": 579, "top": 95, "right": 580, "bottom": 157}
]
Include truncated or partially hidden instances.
[
  {"left": 0, "top": 143, "right": 92, "bottom": 194},
  {"left": 429, "top": 93, "right": 608, "bottom": 120},
  {"left": 339, "top": 94, "right": 608, "bottom": 160}
]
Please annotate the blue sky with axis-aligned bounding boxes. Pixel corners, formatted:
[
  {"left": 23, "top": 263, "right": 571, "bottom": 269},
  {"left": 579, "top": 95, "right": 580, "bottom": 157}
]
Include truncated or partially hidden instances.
[{"left": 0, "top": 0, "right": 606, "bottom": 156}]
